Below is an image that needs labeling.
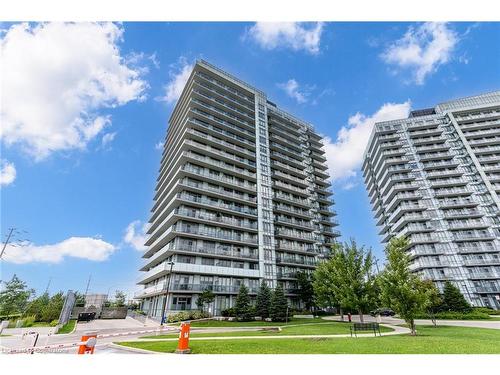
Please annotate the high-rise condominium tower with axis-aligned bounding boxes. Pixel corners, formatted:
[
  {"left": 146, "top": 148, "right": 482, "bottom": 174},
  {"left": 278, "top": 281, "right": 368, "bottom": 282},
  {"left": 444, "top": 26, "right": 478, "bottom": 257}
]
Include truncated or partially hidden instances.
[
  {"left": 363, "top": 91, "right": 500, "bottom": 309},
  {"left": 136, "top": 61, "right": 339, "bottom": 317}
]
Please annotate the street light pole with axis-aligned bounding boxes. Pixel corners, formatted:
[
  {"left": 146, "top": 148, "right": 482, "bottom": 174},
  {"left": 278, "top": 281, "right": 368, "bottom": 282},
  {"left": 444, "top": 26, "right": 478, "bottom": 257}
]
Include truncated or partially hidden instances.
[{"left": 160, "top": 261, "right": 175, "bottom": 326}]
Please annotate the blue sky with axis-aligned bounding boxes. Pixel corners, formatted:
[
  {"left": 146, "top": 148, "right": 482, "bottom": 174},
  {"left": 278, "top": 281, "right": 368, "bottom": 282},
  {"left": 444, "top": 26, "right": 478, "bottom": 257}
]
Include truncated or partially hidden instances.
[{"left": 1, "top": 22, "right": 499, "bottom": 298}]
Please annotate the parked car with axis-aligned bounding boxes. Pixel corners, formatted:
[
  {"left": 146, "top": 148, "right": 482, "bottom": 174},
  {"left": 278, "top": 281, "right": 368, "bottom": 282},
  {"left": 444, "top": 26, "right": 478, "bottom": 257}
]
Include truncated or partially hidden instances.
[{"left": 370, "top": 308, "right": 395, "bottom": 317}]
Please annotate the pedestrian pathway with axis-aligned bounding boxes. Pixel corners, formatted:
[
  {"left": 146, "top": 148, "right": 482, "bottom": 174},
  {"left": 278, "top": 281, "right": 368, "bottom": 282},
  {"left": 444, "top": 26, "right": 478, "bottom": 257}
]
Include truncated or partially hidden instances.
[{"left": 322, "top": 314, "right": 500, "bottom": 329}]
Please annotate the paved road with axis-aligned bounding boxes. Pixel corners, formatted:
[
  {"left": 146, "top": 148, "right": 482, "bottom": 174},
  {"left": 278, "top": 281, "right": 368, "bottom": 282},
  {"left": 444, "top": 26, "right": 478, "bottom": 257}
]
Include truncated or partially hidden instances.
[
  {"left": 0, "top": 317, "right": 177, "bottom": 354},
  {"left": 323, "top": 315, "right": 500, "bottom": 330}
]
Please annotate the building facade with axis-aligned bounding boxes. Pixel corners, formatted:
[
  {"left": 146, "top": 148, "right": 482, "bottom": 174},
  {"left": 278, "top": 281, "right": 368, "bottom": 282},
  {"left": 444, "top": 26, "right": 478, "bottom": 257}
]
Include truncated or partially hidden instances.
[
  {"left": 363, "top": 91, "right": 500, "bottom": 309},
  {"left": 136, "top": 61, "right": 339, "bottom": 317}
]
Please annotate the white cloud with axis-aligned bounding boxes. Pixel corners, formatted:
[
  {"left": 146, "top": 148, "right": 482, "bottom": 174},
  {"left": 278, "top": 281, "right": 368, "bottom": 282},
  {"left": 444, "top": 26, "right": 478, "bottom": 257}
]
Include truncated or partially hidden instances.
[
  {"left": 246, "top": 22, "right": 324, "bottom": 54},
  {"left": 101, "top": 132, "right": 117, "bottom": 148},
  {"left": 155, "top": 141, "right": 164, "bottom": 150},
  {"left": 0, "top": 159, "right": 16, "bottom": 186},
  {"left": 0, "top": 22, "right": 147, "bottom": 160},
  {"left": 381, "top": 22, "right": 458, "bottom": 85},
  {"left": 124, "top": 220, "right": 147, "bottom": 251},
  {"left": 324, "top": 101, "right": 411, "bottom": 186},
  {"left": 159, "top": 58, "right": 193, "bottom": 104},
  {"left": 278, "top": 79, "right": 311, "bottom": 104},
  {"left": 2, "top": 236, "right": 116, "bottom": 264}
]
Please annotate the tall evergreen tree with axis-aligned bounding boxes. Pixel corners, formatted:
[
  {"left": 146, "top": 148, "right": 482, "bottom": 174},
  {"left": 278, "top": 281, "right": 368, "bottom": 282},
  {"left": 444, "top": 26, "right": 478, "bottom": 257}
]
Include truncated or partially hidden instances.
[
  {"left": 234, "top": 284, "right": 253, "bottom": 321},
  {"left": 379, "top": 237, "right": 432, "bottom": 335},
  {"left": 296, "top": 271, "right": 315, "bottom": 311},
  {"left": 270, "top": 284, "right": 288, "bottom": 322},
  {"left": 442, "top": 281, "right": 471, "bottom": 313},
  {"left": 256, "top": 281, "right": 272, "bottom": 319}
]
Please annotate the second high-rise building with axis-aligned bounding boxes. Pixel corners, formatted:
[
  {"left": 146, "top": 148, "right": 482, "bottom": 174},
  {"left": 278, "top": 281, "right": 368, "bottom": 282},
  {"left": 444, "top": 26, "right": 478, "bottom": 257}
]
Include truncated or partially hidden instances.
[
  {"left": 136, "top": 61, "right": 340, "bottom": 317},
  {"left": 363, "top": 91, "right": 500, "bottom": 309}
]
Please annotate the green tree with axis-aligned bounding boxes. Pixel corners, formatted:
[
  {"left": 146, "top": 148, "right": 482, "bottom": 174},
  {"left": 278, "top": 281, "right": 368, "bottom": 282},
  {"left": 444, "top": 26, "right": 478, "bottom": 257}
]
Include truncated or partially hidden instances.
[
  {"left": 196, "top": 289, "right": 215, "bottom": 313},
  {"left": 313, "top": 240, "right": 377, "bottom": 322},
  {"left": 313, "top": 259, "right": 340, "bottom": 313},
  {"left": 234, "top": 285, "right": 253, "bottom": 321},
  {"left": 420, "top": 279, "right": 442, "bottom": 327},
  {"left": 114, "top": 290, "right": 126, "bottom": 307},
  {"left": 442, "top": 281, "right": 471, "bottom": 313},
  {"left": 270, "top": 284, "right": 288, "bottom": 322},
  {"left": 24, "top": 292, "right": 50, "bottom": 321},
  {"left": 296, "top": 271, "right": 315, "bottom": 311},
  {"left": 41, "top": 292, "right": 65, "bottom": 322},
  {"left": 379, "top": 237, "right": 432, "bottom": 335},
  {"left": 256, "top": 281, "right": 272, "bottom": 319},
  {"left": 0, "top": 274, "right": 34, "bottom": 316},
  {"left": 74, "top": 291, "right": 86, "bottom": 307}
]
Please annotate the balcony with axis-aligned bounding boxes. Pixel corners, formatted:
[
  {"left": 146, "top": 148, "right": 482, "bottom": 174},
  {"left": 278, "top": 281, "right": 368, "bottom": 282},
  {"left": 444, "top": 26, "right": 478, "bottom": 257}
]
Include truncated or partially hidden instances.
[
  {"left": 272, "top": 170, "right": 309, "bottom": 187},
  {"left": 447, "top": 220, "right": 488, "bottom": 230},
  {"left": 276, "top": 256, "right": 318, "bottom": 267},
  {"left": 175, "top": 223, "right": 259, "bottom": 244},
  {"left": 273, "top": 204, "right": 312, "bottom": 219},
  {"left": 273, "top": 192, "right": 309, "bottom": 207},
  {"left": 463, "top": 258, "right": 500, "bottom": 266},
  {"left": 177, "top": 192, "right": 257, "bottom": 216},
  {"left": 270, "top": 151, "right": 306, "bottom": 169},
  {"left": 182, "top": 165, "right": 256, "bottom": 192},
  {"left": 171, "top": 283, "right": 259, "bottom": 294},
  {"left": 275, "top": 228, "right": 316, "bottom": 242},
  {"left": 453, "top": 232, "right": 495, "bottom": 241},
  {"left": 273, "top": 180, "right": 309, "bottom": 196},
  {"left": 185, "top": 139, "right": 256, "bottom": 170},
  {"left": 271, "top": 159, "right": 307, "bottom": 177},
  {"left": 183, "top": 151, "right": 256, "bottom": 180},
  {"left": 186, "top": 128, "right": 255, "bottom": 159},
  {"left": 179, "top": 179, "right": 257, "bottom": 205},
  {"left": 274, "top": 216, "right": 315, "bottom": 230},
  {"left": 175, "top": 207, "right": 258, "bottom": 231},
  {"left": 188, "top": 117, "right": 255, "bottom": 149}
]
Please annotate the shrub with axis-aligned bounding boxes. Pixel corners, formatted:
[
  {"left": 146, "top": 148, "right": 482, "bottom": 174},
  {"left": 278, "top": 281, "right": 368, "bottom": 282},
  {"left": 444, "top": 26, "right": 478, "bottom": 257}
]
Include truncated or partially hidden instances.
[
  {"left": 221, "top": 307, "right": 236, "bottom": 317},
  {"left": 415, "top": 311, "right": 490, "bottom": 320},
  {"left": 49, "top": 320, "right": 59, "bottom": 327},
  {"left": 166, "top": 310, "right": 209, "bottom": 323},
  {"left": 472, "top": 307, "right": 499, "bottom": 315},
  {"left": 22, "top": 316, "right": 36, "bottom": 327}
]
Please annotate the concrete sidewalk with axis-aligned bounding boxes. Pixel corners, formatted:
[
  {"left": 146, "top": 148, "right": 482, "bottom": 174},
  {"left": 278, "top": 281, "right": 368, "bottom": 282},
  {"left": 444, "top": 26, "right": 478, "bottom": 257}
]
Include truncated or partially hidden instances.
[{"left": 323, "top": 315, "right": 500, "bottom": 330}]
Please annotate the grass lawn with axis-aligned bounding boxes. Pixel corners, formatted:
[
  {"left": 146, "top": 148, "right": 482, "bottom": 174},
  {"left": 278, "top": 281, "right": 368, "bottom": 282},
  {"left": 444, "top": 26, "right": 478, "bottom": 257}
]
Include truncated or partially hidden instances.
[
  {"left": 56, "top": 320, "right": 76, "bottom": 334},
  {"left": 118, "top": 326, "right": 500, "bottom": 354},
  {"left": 142, "top": 322, "right": 393, "bottom": 339}
]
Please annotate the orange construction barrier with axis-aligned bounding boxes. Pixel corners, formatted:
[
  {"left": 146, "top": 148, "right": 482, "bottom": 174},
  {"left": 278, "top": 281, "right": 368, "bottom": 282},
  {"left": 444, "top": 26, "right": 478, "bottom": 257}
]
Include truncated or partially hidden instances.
[
  {"left": 176, "top": 322, "right": 191, "bottom": 354},
  {"left": 78, "top": 331, "right": 97, "bottom": 354}
]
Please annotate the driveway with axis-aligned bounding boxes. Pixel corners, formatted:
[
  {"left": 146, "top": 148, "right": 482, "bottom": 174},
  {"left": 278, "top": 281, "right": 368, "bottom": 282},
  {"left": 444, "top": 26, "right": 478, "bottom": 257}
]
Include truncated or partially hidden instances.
[{"left": 0, "top": 317, "right": 176, "bottom": 354}]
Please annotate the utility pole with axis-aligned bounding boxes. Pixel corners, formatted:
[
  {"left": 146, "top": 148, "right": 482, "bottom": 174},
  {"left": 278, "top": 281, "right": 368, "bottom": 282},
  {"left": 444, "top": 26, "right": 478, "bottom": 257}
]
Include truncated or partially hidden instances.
[
  {"left": 44, "top": 277, "right": 52, "bottom": 294},
  {"left": 84, "top": 275, "right": 92, "bottom": 296},
  {"left": 0, "top": 228, "right": 15, "bottom": 259},
  {"left": 373, "top": 257, "right": 381, "bottom": 274}
]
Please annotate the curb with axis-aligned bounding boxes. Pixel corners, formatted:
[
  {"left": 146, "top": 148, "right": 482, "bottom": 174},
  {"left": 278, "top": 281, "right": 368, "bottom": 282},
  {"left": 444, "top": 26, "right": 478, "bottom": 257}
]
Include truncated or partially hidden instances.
[{"left": 108, "top": 342, "right": 162, "bottom": 354}]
